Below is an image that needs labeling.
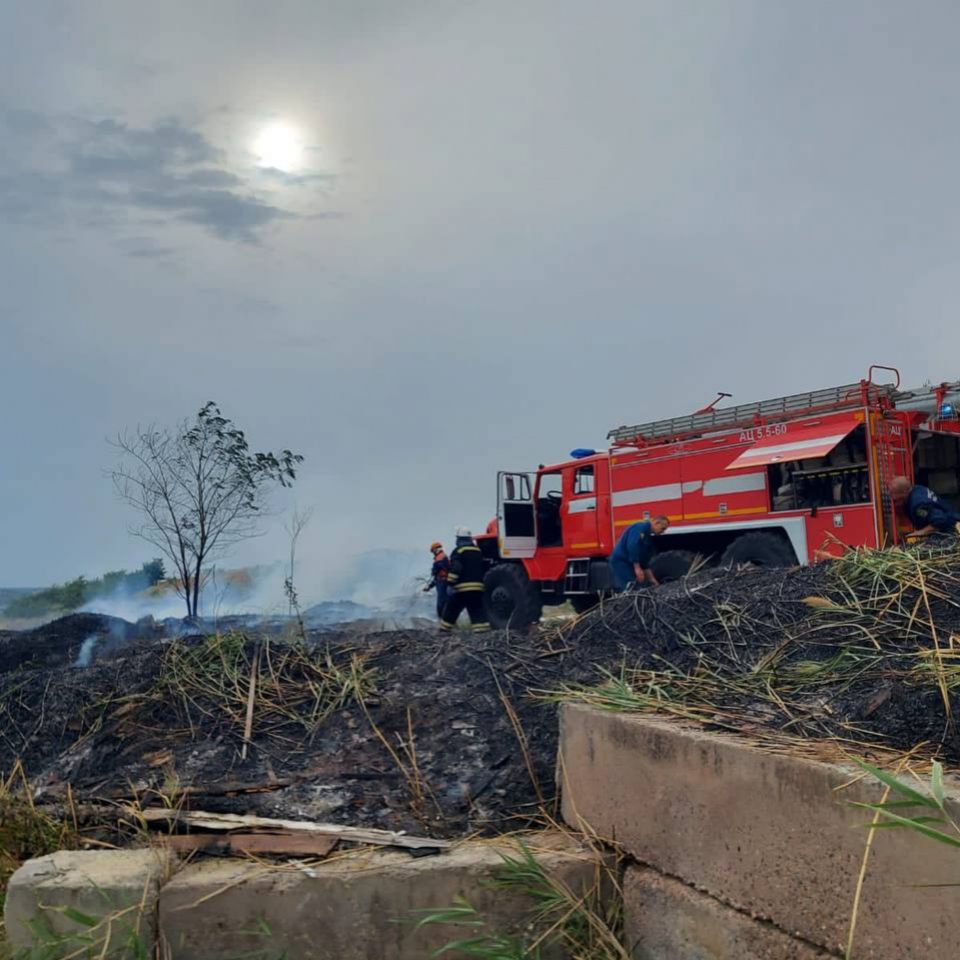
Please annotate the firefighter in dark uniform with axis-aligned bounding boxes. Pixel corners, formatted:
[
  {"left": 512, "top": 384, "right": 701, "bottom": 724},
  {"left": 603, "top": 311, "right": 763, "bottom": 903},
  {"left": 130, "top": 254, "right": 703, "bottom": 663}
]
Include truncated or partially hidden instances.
[
  {"left": 889, "top": 476, "right": 960, "bottom": 538},
  {"left": 440, "top": 527, "right": 490, "bottom": 631},
  {"left": 609, "top": 515, "right": 670, "bottom": 590},
  {"left": 423, "top": 541, "right": 450, "bottom": 618}
]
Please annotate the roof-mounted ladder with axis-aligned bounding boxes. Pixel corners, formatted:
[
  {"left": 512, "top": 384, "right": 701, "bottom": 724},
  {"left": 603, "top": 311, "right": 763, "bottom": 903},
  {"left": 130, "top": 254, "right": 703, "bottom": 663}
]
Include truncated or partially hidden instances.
[{"left": 608, "top": 381, "right": 896, "bottom": 447}]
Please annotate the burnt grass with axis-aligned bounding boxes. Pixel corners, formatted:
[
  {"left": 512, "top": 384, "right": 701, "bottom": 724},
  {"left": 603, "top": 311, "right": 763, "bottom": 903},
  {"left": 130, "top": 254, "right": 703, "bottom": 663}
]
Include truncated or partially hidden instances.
[{"left": 1, "top": 541, "right": 959, "bottom": 840}]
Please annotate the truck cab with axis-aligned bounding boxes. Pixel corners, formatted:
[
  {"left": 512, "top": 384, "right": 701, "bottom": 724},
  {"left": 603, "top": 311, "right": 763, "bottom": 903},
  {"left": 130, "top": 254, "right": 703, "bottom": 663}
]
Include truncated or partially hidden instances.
[{"left": 478, "top": 454, "right": 616, "bottom": 627}]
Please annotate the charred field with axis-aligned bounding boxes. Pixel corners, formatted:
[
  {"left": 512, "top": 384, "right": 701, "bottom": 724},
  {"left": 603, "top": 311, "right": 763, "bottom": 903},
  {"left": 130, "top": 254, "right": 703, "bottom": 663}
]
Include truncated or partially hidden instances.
[{"left": 2, "top": 539, "right": 960, "bottom": 842}]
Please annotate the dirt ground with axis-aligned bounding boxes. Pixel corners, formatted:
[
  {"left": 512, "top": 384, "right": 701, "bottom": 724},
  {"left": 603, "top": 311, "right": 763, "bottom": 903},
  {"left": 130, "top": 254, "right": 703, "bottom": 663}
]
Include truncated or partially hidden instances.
[{"left": 1, "top": 541, "right": 958, "bottom": 840}]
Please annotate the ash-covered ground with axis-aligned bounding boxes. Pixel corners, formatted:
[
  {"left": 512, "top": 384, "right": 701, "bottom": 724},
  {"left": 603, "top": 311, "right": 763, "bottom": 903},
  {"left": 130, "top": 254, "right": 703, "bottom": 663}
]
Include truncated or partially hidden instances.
[{"left": 2, "top": 542, "right": 958, "bottom": 839}]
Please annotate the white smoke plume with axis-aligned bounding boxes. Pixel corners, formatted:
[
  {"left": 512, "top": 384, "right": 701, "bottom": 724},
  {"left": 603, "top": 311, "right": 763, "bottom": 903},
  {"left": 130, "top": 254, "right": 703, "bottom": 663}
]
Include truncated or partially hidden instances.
[
  {"left": 78, "top": 549, "right": 434, "bottom": 625},
  {"left": 73, "top": 635, "right": 98, "bottom": 668}
]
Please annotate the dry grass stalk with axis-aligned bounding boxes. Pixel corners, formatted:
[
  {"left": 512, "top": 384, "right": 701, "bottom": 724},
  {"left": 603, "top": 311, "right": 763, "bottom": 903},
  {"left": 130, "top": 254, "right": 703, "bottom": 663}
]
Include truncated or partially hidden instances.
[
  {"left": 843, "top": 762, "right": 901, "bottom": 959},
  {"left": 548, "top": 540, "right": 960, "bottom": 760},
  {"left": 241, "top": 641, "right": 261, "bottom": 760},
  {"left": 128, "top": 631, "right": 378, "bottom": 752},
  {"left": 493, "top": 672, "right": 546, "bottom": 810},
  {"left": 357, "top": 697, "right": 442, "bottom": 824}
]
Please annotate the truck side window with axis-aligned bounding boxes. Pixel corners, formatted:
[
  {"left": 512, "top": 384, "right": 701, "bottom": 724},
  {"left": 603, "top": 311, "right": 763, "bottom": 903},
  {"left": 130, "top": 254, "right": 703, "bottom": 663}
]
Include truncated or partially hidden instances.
[
  {"left": 502, "top": 474, "right": 531, "bottom": 501},
  {"left": 574, "top": 466, "right": 595, "bottom": 495}
]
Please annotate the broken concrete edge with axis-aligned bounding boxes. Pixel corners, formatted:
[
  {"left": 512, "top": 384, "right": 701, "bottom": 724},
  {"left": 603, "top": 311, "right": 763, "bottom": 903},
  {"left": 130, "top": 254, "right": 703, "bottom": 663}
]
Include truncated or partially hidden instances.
[
  {"left": 4, "top": 829, "right": 609, "bottom": 959},
  {"left": 3, "top": 847, "right": 176, "bottom": 956},
  {"left": 557, "top": 703, "right": 960, "bottom": 959}
]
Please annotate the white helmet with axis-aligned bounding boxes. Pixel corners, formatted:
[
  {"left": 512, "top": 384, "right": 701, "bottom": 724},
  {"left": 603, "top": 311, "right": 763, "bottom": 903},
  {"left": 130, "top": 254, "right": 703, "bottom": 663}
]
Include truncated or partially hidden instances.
[{"left": 455, "top": 526, "right": 472, "bottom": 538}]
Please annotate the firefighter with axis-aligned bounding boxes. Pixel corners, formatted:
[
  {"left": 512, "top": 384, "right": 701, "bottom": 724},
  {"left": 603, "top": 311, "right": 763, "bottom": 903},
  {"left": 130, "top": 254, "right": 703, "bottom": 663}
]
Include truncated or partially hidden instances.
[
  {"left": 609, "top": 516, "right": 670, "bottom": 590},
  {"left": 423, "top": 541, "right": 450, "bottom": 618},
  {"left": 440, "top": 527, "right": 490, "bottom": 631},
  {"left": 889, "top": 476, "right": 960, "bottom": 537}
]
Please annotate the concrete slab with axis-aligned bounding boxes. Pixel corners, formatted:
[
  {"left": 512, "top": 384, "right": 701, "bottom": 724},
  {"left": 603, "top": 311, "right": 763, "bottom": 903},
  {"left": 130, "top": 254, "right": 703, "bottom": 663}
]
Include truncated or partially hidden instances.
[
  {"left": 625, "top": 866, "right": 833, "bottom": 960},
  {"left": 559, "top": 703, "right": 960, "bottom": 959},
  {"left": 158, "top": 830, "right": 604, "bottom": 960},
  {"left": 4, "top": 848, "right": 170, "bottom": 957}
]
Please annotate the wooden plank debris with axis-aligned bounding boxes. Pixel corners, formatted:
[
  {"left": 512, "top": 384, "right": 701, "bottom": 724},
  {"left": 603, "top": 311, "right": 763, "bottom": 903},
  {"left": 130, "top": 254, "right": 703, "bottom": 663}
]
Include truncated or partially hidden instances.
[
  {"left": 157, "top": 832, "right": 338, "bottom": 857},
  {"left": 139, "top": 809, "right": 451, "bottom": 851}
]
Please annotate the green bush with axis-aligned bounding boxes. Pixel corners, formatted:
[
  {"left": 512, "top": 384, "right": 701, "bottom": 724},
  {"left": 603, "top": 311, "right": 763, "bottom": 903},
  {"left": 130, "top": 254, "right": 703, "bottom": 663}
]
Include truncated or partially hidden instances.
[{"left": 2, "top": 560, "right": 166, "bottom": 619}]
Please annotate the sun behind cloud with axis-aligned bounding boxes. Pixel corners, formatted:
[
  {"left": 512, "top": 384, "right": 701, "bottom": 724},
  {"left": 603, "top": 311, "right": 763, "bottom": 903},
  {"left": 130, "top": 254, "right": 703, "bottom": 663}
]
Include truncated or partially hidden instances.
[{"left": 252, "top": 122, "right": 303, "bottom": 172}]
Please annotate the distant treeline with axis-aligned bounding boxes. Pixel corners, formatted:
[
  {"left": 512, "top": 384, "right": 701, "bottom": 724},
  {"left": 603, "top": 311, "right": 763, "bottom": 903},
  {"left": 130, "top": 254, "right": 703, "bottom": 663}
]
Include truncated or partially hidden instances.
[{"left": 2, "top": 560, "right": 166, "bottom": 619}]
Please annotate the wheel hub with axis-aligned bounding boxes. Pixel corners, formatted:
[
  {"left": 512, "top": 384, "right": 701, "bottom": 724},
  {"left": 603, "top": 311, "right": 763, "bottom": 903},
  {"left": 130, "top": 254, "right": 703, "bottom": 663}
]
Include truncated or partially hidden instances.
[{"left": 489, "top": 585, "right": 514, "bottom": 618}]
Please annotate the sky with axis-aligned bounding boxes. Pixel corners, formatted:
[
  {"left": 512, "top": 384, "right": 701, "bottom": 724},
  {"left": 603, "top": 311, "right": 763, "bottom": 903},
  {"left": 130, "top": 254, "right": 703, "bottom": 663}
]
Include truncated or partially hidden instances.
[{"left": 2, "top": 0, "right": 960, "bottom": 598}]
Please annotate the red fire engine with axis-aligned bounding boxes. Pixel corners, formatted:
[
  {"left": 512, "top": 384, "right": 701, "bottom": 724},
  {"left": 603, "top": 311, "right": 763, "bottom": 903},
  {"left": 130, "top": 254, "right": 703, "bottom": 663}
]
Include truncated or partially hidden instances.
[{"left": 477, "top": 366, "right": 960, "bottom": 629}]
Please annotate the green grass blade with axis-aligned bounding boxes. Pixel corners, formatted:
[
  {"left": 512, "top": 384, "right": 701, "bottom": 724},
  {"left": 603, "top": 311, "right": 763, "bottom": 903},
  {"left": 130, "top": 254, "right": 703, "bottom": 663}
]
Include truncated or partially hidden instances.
[
  {"left": 412, "top": 901, "right": 485, "bottom": 931},
  {"left": 129, "top": 930, "right": 149, "bottom": 960},
  {"left": 860, "top": 816, "right": 946, "bottom": 829},
  {"left": 855, "top": 761, "right": 937, "bottom": 808},
  {"left": 931, "top": 761, "right": 946, "bottom": 808},
  {"left": 60, "top": 906, "right": 100, "bottom": 927},
  {"left": 432, "top": 935, "right": 531, "bottom": 959},
  {"left": 859, "top": 806, "right": 960, "bottom": 847}
]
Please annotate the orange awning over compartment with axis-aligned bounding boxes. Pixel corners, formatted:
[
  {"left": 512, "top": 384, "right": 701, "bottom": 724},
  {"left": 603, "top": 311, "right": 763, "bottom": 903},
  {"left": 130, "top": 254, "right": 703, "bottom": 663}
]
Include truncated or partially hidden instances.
[{"left": 725, "top": 416, "right": 863, "bottom": 470}]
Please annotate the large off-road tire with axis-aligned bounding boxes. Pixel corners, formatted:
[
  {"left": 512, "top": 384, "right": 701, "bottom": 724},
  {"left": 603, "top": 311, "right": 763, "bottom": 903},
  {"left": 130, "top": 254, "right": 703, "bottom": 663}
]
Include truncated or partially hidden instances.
[
  {"left": 721, "top": 532, "right": 796, "bottom": 569},
  {"left": 484, "top": 564, "right": 542, "bottom": 630},
  {"left": 569, "top": 594, "right": 600, "bottom": 615},
  {"left": 650, "top": 550, "right": 697, "bottom": 583}
]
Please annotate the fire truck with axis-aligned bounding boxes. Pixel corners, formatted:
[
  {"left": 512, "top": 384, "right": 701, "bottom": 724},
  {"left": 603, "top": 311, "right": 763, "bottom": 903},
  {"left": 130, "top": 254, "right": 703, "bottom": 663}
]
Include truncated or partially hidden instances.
[{"left": 476, "top": 366, "right": 960, "bottom": 629}]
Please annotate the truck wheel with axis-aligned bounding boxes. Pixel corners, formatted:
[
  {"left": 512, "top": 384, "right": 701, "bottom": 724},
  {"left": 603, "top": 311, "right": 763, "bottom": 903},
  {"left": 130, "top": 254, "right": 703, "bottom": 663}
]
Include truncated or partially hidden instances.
[
  {"left": 721, "top": 532, "right": 796, "bottom": 569},
  {"left": 650, "top": 550, "right": 697, "bottom": 583},
  {"left": 484, "top": 564, "right": 542, "bottom": 630},
  {"left": 570, "top": 594, "right": 600, "bottom": 615}
]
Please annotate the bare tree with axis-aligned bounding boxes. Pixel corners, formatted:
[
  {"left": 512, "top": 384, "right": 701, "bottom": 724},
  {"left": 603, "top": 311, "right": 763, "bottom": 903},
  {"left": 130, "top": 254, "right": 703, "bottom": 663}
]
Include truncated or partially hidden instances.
[
  {"left": 284, "top": 506, "right": 314, "bottom": 617},
  {"left": 111, "top": 402, "right": 303, "bottom": 619}
]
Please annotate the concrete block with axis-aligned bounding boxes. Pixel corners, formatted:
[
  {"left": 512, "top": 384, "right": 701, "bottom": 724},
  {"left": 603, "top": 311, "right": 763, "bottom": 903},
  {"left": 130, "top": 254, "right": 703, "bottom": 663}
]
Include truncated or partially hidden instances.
[
  {"left": 559, "top": 703, "right": 960, "bottom": 959},
  {"left": 158, "top": 830, "right": 604, "bottom": 960},
  {"left": 625, "top": 866, "right": 833, "bottom": 960},
  {"left": 4, "top": 848, "right": 170, "bottom": 957}
]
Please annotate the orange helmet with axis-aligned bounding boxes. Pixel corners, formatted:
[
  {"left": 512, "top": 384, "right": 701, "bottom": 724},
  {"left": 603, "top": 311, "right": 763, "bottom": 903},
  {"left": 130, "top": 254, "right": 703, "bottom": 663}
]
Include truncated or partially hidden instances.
[{"left": 430, "top": 541, "right": 442, "bottom": 553}]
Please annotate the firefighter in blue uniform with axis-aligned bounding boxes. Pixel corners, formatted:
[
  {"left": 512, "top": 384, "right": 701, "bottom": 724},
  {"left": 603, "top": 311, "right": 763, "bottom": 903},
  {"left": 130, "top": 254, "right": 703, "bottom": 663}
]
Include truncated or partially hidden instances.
[
  {"left": 609, "top": 516, "right": 670, "bottom": 590},
  {"left": 889, "top": 476, "right": 960, "bottom": 537},
  {"left": 440, "top": 527, "right": 490, "bottom": 631},
  {"left": 423, "top": 541, "right": 450, "bottom": 618}
]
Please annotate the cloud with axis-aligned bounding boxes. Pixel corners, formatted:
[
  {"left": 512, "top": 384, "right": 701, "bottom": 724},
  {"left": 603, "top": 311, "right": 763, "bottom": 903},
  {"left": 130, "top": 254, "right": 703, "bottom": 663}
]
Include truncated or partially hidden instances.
[
  {"left": 117, "top": 236, "right": 177, "bottom": 260},
  {"left": 257, "top": 167, "right": 337, "bottom": 189},
  {"left": 130, "top": 185, "right": 292, "bottom": 240},
  {"left": 0, "top": 108, "right": 299, "bottom": 243}
]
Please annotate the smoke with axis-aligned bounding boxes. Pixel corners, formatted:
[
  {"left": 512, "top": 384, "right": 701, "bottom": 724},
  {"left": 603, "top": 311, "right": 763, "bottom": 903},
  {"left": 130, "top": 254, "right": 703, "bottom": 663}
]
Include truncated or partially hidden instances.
[
  {"left": 76, "top": 548, "right": 434, "bottom": 625},
  {"left": 309, "top": 549, "right": 427, "bottom": 608},
  {"left": 73, "top": 634, "right": 98, "bottom": 668},
  {"left": 75, "top": 562, "right": 288, "bottom": 621},
  {"left": 82, "top": 587, "right": 186, "bottom": 622}
]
